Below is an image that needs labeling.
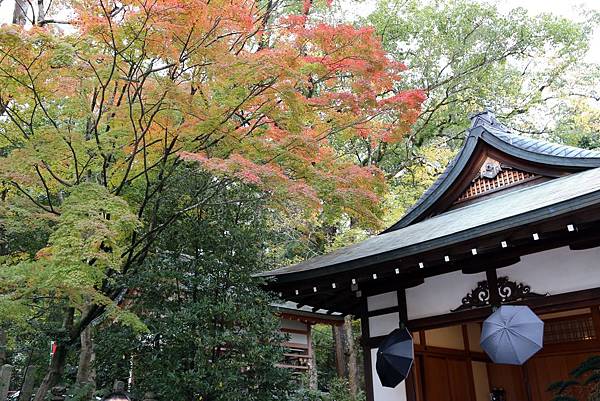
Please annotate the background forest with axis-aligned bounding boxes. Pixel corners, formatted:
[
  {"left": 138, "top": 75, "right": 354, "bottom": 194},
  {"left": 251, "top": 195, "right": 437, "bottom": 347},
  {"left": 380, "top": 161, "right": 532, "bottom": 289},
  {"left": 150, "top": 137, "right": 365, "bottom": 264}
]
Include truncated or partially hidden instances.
[{"left": 0, "top": 0, "right": 598, "bottom": 400}]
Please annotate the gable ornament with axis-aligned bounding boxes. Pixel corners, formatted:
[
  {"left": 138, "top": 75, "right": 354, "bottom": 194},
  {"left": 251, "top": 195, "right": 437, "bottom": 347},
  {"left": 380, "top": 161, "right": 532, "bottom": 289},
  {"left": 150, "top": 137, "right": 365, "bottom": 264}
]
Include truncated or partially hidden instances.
[
  {"left": 451, "top": 276, "right": 547, "bottom": 312},
  {"left": 479, "top": 157, "right": 503, "bottom": 179}
]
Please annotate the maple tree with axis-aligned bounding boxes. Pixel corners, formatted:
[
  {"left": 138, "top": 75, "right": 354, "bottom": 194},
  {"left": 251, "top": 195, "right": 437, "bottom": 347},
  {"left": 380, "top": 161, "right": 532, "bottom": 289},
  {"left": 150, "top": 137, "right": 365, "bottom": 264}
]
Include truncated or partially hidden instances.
[
  {"left": 0, "top": 0, "right": 423, "bottom": 397},
  {"left": 342, "top": 0, "right": 598, "bottom": 180}
]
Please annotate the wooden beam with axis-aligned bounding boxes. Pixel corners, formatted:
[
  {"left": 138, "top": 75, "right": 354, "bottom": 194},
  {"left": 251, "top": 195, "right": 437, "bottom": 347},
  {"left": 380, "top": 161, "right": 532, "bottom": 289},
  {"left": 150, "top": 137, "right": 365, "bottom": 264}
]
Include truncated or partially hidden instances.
[
  {"left": 409, "top": 287, "right": 600, "bottom": 332},
  {"left": 269, "top": 213, "right": 600, "bottom": 314},
  {"left": 398, "top": 288, "right": 408, "bottom": 326},
  {"left": 364, "top": 287, "right": 600, "bottom": 347}
]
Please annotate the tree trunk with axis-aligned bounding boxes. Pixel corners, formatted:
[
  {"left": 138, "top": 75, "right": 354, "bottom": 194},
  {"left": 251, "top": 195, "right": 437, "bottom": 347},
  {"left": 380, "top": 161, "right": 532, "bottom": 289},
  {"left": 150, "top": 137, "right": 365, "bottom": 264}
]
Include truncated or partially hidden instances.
[
  {"left": 333, "top": 324, "right": 346, "bottom": 377},
  {"left": 333, "top": 317, "right": 359, "bottom": 399},
  {"left": 33, "top": 309, "right": 73, "bottom": 401},
  {"left": 344, "top": 316, "right": 359, "bottom": 398},
  {"left": 12, "top": 0, "right": 30, "bottom": 25},
  {"left": 308, "top": 325, "right": 318, "bottom": 390},
  {"left": 75, "top": 325, "right": 95, "bottom": 397},
  {"left": 32, "top": 343, "right": 67, "bottom": 401},
  {"left": 37, "top": 0, "right": 45, "bottom": 25}
]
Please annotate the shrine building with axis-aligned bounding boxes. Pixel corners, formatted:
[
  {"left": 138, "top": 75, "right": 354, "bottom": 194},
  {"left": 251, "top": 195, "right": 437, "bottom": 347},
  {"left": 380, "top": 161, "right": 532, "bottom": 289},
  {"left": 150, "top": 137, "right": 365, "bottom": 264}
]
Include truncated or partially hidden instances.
[{"left": 258, "top": 111, "right": 600, "bottom": 401}]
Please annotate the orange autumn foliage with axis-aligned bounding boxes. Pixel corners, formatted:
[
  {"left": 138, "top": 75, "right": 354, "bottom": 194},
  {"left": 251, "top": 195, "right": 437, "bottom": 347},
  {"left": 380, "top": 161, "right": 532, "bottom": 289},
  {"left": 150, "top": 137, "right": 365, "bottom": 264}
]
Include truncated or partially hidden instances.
[{"left": 0, "top": 0, "right": 424, "bottom": 228}]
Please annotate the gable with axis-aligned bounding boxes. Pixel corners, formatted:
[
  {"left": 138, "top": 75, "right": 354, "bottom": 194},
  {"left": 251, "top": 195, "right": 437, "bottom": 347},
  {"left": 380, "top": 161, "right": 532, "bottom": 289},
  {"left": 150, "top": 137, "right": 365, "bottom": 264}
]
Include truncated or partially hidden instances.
[
  {"left": 384, "top": 111, "right": 600, "bottom": 233},
  {"left": 453, "top": 157, "right": 541, "bottom": 205}
]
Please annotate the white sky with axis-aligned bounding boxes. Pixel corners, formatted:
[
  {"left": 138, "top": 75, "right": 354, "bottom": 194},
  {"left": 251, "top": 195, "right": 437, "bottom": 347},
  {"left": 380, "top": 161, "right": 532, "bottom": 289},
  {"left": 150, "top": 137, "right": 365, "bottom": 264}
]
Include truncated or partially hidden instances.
[{"left": 1, "top": 0, "right": 599, "bottom": 62}]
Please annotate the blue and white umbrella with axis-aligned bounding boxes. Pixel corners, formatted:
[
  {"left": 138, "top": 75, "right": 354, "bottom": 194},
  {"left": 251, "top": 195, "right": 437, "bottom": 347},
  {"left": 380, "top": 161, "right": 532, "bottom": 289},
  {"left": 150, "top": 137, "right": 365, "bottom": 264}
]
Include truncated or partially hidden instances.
[{"left": 480, "top": 305, "right": 544, "bottom": 365}]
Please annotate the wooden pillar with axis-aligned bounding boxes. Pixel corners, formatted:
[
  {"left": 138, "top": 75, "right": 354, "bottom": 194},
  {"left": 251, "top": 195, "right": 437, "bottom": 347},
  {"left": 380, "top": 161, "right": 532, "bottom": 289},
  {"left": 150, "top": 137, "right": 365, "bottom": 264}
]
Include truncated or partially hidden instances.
[
  {"left": 462, "top": 324, "right": 477, "bottom": 401},
  {"left": 590, "top": 306, "right": 600, "bottom": 346},
  {"left": 397, "top": 289, "right": 408, "bottom": 325}
]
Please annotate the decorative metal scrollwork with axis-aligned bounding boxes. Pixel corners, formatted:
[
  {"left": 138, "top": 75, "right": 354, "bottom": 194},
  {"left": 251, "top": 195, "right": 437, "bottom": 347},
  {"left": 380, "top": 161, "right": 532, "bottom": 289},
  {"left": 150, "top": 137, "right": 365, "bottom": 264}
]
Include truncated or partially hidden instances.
[{"left": 451, "top": 276, "right": 547, "bottom": 312}]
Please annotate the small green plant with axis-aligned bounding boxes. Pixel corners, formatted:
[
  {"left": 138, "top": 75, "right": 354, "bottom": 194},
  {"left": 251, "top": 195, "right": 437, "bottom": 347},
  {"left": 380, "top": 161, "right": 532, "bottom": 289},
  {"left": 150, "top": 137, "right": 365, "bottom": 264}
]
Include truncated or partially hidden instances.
[
  {"left": 326, "top": 378, "right": 365, "bottom": 401},
  {"left": 290, "top": 377, "right": 365, "bottom": 401},
  {"left": 549, "top": 356, "right": 600, "bottom": 401}
]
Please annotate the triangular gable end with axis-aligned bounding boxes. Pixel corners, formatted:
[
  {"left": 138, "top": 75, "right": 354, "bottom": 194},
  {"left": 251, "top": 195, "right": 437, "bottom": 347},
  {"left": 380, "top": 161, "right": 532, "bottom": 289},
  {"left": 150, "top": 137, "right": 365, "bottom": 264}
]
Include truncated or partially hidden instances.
[
  {"left": 454, "top": 157, "right": 540, "bottom": 205},
  {"left": 384, "top": 111, "right": 600, "bottom": 233}
]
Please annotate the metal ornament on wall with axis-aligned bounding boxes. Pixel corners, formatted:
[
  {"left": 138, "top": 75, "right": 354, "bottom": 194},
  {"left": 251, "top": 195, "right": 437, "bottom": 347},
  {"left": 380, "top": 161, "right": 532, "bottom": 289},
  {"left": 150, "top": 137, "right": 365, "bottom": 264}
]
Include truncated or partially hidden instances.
[{"left": 451, "top": 276, "right": 547, "bottom": 312}]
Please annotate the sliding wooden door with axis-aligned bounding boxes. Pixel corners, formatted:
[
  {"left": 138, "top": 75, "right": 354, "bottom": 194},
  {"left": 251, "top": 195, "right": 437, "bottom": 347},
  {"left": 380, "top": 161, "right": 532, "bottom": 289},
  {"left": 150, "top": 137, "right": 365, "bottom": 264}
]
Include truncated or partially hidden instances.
[{"left": 421, "top": 355, "right": 474, "bottom": 401}]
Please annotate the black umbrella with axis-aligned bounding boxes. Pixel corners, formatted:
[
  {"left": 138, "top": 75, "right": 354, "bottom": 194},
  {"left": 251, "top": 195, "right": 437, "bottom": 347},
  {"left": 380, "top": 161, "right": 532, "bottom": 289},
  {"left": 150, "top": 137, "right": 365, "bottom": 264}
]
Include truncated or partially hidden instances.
[{"left": 376, "top": 327, "right": 414, "bottom": 388}]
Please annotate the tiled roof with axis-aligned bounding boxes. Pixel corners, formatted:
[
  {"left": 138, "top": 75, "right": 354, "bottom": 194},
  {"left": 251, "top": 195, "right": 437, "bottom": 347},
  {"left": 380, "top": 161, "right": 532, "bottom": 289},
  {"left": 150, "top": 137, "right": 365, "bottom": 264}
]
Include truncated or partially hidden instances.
[
  {"left": 258, "top": 111, "right": 600, "bottom": 283},
  {"left": 258, "top": 166, "right": 600, "bottom": 281},
  {"left": 484, "top": 123, "right": 600, "bottom": 159},
  {"left": 384, "top": 111, "right": 600, "bottom": 232}
]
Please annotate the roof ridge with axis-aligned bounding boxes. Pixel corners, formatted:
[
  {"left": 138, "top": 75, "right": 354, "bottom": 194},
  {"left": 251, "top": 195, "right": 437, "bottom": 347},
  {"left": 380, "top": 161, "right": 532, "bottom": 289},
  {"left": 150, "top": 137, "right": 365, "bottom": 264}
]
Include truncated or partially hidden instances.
[
  {"left": 470, "top": 112, "right": 600, "bottom": 158},
  {"left": 469, "top": 109, "right": 509, "bottom": 132},
  {"left": 383, "top": 111, "right": 600, "bottom": 233}
]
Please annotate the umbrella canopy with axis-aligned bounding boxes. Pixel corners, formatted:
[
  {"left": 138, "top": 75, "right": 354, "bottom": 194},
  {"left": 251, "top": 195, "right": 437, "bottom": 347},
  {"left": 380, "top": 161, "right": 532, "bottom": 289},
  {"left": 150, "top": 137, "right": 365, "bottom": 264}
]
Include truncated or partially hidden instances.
[
  {"left": 376, "top": 328, "right": 414, "bottom": 388},
  {"left": 480, "top": 305, "right": 544, "bottom": 365}
]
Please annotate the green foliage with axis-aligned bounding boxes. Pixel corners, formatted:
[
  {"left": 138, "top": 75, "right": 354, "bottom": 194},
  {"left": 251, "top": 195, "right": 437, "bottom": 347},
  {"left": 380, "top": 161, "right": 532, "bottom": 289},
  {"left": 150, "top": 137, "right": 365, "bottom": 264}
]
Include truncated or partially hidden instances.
[
  {"left": 289, "top": 377, "right": 365, "bottom": 401},
  {"left": 549, "top": 356, "right": 600, "bottom": 401},
  {"left": 42, "top": 182, "right": 140, "bottom": 284},
  {"left": 367, "top": 0, "right": 596, "bottom": 147},
  {"left": 94, "top": 169, "right": 293, "bottom": 401},
  {"left": 327, "top": 378, "right": 365, "bottom": 401},
  {"left": 0, "top": 196, "right": 56, "bottom": 256},
  {"left": 332, "top": 0, "right": 600, "bottom": 197},
  {"left": 312, "top": 324, "right": 338, "bottom": 390},
  {"left": 0, "top": 183, "right": 142, "bottom": 327},
  {"left": 551, "top": 100, "right": 600, "bottom": 150},
  {"left": 311, "top": 321, "right": 364, "bottom": 395}
]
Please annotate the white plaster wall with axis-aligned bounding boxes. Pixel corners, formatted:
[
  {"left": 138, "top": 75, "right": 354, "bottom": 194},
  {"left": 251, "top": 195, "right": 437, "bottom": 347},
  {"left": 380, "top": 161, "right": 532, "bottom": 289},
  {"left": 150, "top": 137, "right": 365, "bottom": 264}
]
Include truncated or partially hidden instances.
[
  {"left": 406, "top": 270, "right": 486, "bottom": 320},
  {"left": 371, "top": 348, "right": 408, "bottom": 401},
  {"left": 405, "top": 245, "right": 600, "bottom": 320},
  {"left": 497, "top": 246, "right": 600, "bottom": 295},
  {"left": 369, "top": 312, "right": 400, "bottom": 337},
  {"left": 368, "top": 291, "right": 398, "bottom": 311}
]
